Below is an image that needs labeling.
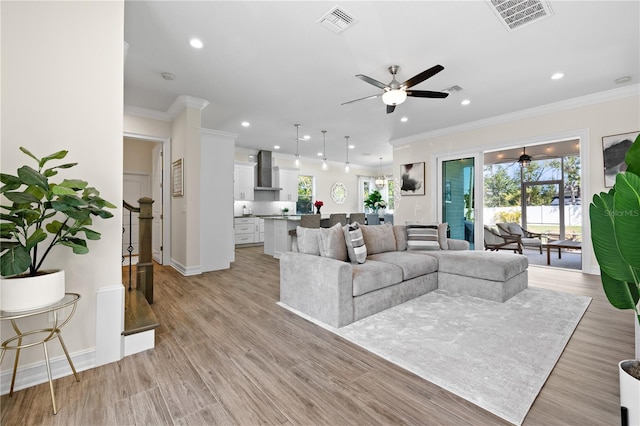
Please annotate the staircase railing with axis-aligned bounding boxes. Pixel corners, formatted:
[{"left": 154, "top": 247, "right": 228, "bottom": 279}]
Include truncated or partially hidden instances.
[{"left": 122, "top": 197, "right": 154, "bottom": 304}]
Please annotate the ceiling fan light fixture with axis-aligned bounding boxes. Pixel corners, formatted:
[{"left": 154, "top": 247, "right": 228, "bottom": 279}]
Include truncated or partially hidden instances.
[
  {"left": 382, "top": 89, "right": 407, "bottom": 106},
  {"left": 518, "top": 148, "right": 532, "bottom": 167}
]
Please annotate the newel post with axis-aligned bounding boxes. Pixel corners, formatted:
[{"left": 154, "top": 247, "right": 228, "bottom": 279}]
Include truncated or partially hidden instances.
[{"left": 137, "top": 197, "right": 154, "bottom": 304}]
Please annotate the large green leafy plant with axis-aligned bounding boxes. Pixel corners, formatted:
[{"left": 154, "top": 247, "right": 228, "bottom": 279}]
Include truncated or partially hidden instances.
[
  {"left": 1, "top": 147, "right": 116, "bottom": 277},
  {"left": 590, "top": 134, "right": 640, "bottom": 330},
  {"left": 364, "top": 190, "right": 387, "bottom": 212}
]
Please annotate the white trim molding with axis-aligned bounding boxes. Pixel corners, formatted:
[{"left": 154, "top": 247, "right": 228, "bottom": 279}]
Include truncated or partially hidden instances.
[
  {"left": 390, "top": 84, "right": 639, "bottom": 146},
  {"left": 166, "top": 95, "right": 210, "bottom": 119},
  {"left": 170, "top": 258, "right": 202, "bottom": 276}
]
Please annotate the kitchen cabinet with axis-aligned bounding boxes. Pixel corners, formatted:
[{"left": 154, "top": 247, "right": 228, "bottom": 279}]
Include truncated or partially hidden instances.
[
  {"left": 263, "top": 217, "right": 298, "bottom": 258},
  {"left": 234, "top": 217, "right": 256, "bottom": 245},
  {"left": 255, "top": 218, "right": 265, "bottom": 243},
  {"left": 234, "top": 161, "right": 255, "bottom": 201},
  {"left": 274, "top": 166, "right": 298, "bottom": 202}
]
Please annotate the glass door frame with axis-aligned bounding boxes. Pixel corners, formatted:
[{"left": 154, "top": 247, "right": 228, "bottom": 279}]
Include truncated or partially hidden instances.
[{"left": 435, "top": 151, "right": 484, "bottom": 249}]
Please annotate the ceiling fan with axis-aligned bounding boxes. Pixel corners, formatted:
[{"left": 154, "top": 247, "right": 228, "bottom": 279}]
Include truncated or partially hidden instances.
[
  {"left": 342, "top": 64, "right": 449, "bottom": 114},
  {"left": 504, "top": 147, "right": 556, "bottom": 167}
]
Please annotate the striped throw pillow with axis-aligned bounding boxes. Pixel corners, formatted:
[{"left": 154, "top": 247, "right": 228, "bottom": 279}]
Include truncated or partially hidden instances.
[
  {"left": 344, "top": 223, "right": 367, "bottom": 264},
  {"left": 406, "top": 225, "right": 441, "bottom": 251}
]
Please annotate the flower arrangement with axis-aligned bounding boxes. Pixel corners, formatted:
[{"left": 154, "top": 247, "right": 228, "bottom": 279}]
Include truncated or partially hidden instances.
[
  {"left": 364, "top": 191, "right": 387, "bottom": 212},
  {"left": 314, "top": 200, "right": 324, "bottom": 208}
]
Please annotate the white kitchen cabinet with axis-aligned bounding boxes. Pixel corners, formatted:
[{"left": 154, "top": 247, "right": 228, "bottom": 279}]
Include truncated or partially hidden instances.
[
  {"left": 255, "top": 218, "right": 265, "bottom": 243},
  {"left": 274, "top": 166, "right": 298, "bottom": 202},
  {"left": 234, "top": 217, "right": 256, "bottom": 245},
  {"left": 234, "top": 161, "right": 255, "bottom": 201}
]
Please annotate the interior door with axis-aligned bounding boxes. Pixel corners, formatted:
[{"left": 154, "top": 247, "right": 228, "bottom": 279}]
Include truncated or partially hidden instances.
[
  {"left": 442, "top": 158, "right": 475, "bottom": 249},
  {"left": 152, "top": 144, "right": 163, "bottom": 264}
]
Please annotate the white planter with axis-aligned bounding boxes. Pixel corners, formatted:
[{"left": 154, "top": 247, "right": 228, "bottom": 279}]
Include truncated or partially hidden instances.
[
  {"left": 0, "top": 269, "right": 65, "bottom": 312},
  {"left": 619, "top": 360, "right": 640, "bottom": 426}
]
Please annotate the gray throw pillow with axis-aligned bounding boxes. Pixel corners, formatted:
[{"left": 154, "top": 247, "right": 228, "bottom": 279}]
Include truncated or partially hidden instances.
[
  {"left": 406, "top": 225, "right": 440, "bottom": 251},
  {"left": 296, "top": 226, "right": 320, "bottom": 255},
  {"left": 319, "top": 223, "right": 348, "bottom": 261},
  {"left": 360, "top": 223, "right": 397, "bottom": 254},
  {"left": 343, "top": 223, "right": 367, "bottom": 264}
]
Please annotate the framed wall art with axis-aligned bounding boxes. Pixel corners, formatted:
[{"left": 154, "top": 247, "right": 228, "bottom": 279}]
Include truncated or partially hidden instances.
[
  {"left": 172, "top": 158, "right": 184, "bottom": 197},
  {"left": 400, "top": 162, "right": 425, "bottom": 196},
  {"left": 602, "top": 131, "right": 639, "bottom": 187}
]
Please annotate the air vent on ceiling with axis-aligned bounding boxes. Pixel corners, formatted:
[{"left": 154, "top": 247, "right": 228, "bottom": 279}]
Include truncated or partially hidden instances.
[
  {"left": 318, "top": 6, "right": 358, "bottom": 34},
  {"left": 443, "top": 85, "right": 464, "bottom": 93},
  {"left": 487, "top": 0, "right": 553, "bottom": 32}
]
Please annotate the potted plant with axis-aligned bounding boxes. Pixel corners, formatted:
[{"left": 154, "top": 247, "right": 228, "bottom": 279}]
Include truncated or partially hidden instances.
[
  {"left": 0, "top": 147, "right": 115, "bottom": 311},
  {"left": 281, "top": 207, "right": 289, "bottom": 216},
  {"left": 364, "top": 190, "right": 387, "bottom": 215},
  {"left": 590, "top": 133, "right": 640, "bottom": 426}
]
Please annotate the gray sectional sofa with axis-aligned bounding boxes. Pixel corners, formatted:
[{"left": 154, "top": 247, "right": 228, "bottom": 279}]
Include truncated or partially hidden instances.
[{"left": 280, "top": 223, "right": 528, "bottom": 328}]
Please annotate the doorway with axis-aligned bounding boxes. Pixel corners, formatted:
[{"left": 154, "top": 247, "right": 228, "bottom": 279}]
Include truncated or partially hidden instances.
[
  {"left": 441, "top": 157, "right": 476, "bottom": 249},
  {"left": 123, "top": 133, "right": 171, "bottom": 265}
]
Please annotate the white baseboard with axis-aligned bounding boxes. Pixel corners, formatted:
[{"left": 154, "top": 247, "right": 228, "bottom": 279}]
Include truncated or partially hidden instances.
[
  {"left": 170, "top": 258, "right": 202, "bottom": 276},
  {"left": 0, "top": 348, "right": 95, "bottom": 396},
  {"left": 123, "top": 330, "right": 155, "bottom": 356}
]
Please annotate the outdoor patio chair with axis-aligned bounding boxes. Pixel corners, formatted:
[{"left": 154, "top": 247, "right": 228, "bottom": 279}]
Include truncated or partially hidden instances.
[
  {"left": 484, "top": 225, "right": 522, "bottom": 254},
  {"left": 496, "top": 222, "right": 543, "bottom": 254}
]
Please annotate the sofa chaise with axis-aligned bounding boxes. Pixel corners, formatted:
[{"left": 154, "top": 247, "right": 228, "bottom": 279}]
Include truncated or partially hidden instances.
[{"left": 280, "top": 223, "right": 528, "bottom": 328}]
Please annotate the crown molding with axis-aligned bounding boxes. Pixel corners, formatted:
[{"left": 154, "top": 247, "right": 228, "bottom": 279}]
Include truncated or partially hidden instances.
[
  {"left": 124, "top": 104, "right": 171, "bottom": 122},
  {"left": 199, "top": 127, "right": 239, "bottom": 140},
  {"left": 390, "top": 84, "right": 640, "bottom": 146},
  {"left": 166, "top": 95, "right": 210, "bottom": 119}
]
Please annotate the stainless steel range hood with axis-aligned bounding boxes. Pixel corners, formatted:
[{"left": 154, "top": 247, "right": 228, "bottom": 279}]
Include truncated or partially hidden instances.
[{"left": 255, "top": 150, "right": 282, "bottom": 191}]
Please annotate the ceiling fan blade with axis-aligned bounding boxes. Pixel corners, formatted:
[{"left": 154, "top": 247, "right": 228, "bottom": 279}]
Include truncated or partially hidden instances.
[
  {"left": 356, "top": 74, "right": 389, "bottom": 90},
  {"left": 406, "top": 90, "right": 449, "bottom": 99},
  {"left": 386, "top": 104, "right": 396, "bottom": 114},
  {"left": 341, "top": 94, "right": 381, "bottom": 106},
  {"left": 402, "top": 65, "right": 444, "bottom": 89}
]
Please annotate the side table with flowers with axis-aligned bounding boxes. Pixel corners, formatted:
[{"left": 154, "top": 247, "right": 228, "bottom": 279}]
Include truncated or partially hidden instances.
[{"left": 314, "top": 200, "right": 324, "bottom": 214}]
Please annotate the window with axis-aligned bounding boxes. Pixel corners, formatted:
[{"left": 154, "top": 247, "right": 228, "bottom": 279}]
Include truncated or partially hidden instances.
[
  {"left": 297, "top": 175, "right": 314, "bottom": 214},
  {"left": 359, "top": 176, "right": 394, "bottom": 212}
]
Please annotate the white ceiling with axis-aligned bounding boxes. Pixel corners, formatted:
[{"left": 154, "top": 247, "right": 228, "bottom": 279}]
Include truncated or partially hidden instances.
[{"left": 123, "top": 1, "right": 639, "bottom": 167}]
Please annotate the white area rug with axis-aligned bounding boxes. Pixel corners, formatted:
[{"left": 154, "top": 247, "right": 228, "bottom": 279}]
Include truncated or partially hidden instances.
[{"left": 280, "top": 287, "right": 591, "bottom": 425}]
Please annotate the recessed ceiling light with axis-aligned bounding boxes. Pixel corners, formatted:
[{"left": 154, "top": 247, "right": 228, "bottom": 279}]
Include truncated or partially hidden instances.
[
  {"left": 461, "top": 99, "right": 471, "bottom": 106},
  {"left": 241, "top": 121, "right": 250, "bottom": 127},
  {"left": 551, "top": 72, "right": 564, "bottom": 80},
  {"left": 189, "top": 38, "right": 203, "bottom": 49},
  {"left": 317, "top": 152, "right": 323, "bottom": 157},
  {"left": 303, "top": 135, "right": 311, "bottom": 140},
  {"left": 400, "top": 117, "right": 408, "bottom": 122},
  {"left": 273, "top": 145, "right": 280, "bottom": 150},
  {"left": 349, "top": 145, "right": 355, "bottom": 149}
]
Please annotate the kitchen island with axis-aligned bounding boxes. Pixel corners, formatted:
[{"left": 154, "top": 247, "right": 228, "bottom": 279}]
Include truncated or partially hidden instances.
[{"left": 263, "top": 216, "right": 301, "bottom": 258}]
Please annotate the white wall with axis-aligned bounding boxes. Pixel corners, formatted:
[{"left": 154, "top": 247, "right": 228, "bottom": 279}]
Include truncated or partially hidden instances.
[
  {"left": 1, "top": 0, "right": 124, "bottom": 372},
  {"left": 391, "top": 88, "right": 640, "bottom": 273}
]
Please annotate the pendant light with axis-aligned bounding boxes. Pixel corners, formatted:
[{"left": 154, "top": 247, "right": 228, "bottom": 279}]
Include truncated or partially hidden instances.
[
  {"left": 344, "top": 136, "right": 350, "bottom": 173},
  {"left": 321, "top": 130, "right": 328, "bottom": 171},
  {"left": 375, "top": 157, "right": 386, "bottom": 189},
  {"left": 294, "top": 124, "right": 301, "bottom": 168}
]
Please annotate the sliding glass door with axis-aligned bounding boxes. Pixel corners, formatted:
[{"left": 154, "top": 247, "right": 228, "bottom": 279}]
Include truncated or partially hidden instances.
[{"left": 442, "top": 157, "right": 475, "bottom": 248}]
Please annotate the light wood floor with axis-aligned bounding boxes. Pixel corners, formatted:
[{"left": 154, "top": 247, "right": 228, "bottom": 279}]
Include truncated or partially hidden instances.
[{"left": 1, "top": 246, "right": 634, "bottom": 425}]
